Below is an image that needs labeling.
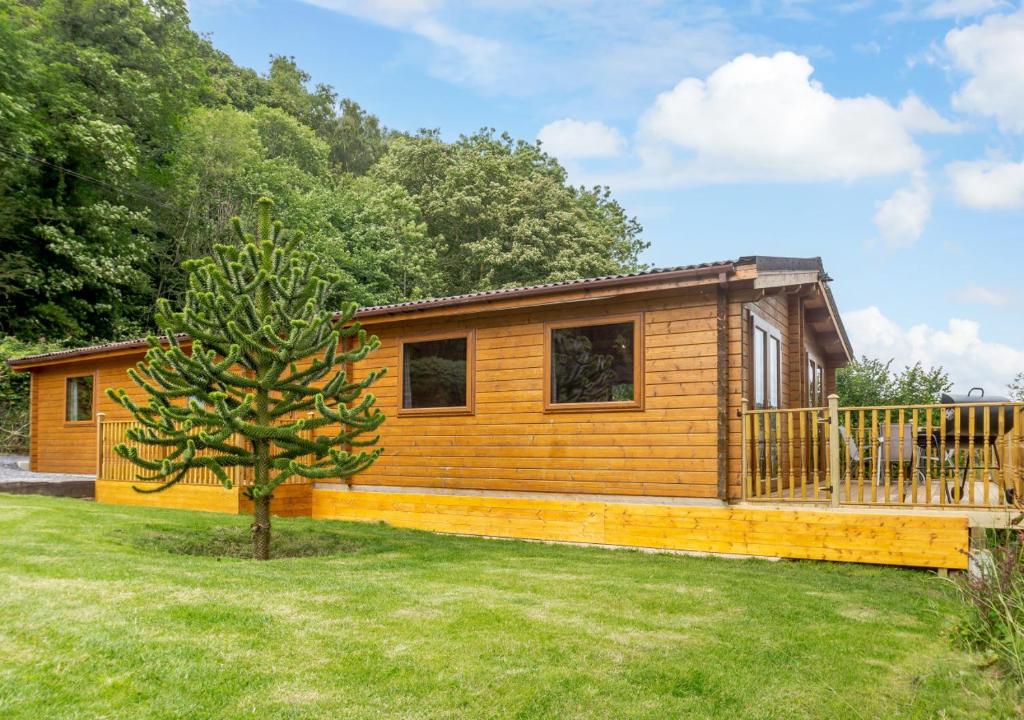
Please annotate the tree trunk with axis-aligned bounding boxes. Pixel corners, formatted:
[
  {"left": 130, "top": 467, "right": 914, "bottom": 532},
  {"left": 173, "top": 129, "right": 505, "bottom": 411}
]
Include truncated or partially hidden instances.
[{"left": 251, "top": 494, "right": 272, "bottom": 560}]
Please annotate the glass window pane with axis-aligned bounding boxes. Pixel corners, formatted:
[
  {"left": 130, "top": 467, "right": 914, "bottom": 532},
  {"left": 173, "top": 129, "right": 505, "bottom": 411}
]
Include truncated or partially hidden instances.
[
  {"left": 806, "top": 358, "right": 815, "bottom": 405},
  {"left": 65, "top": 376, "right": 93, "bottom": 421},
  {"left": 551, "top": 321, "right": 634, "bottom": 404},
  {"left": 754, "top": 329, "right": 766, "bottom": 408},
  {"left": 402, "top": 338, "right": 468, "bottom": 409},
  {"left": 768, "top": 336, "right": 781, "bottom": 408}
]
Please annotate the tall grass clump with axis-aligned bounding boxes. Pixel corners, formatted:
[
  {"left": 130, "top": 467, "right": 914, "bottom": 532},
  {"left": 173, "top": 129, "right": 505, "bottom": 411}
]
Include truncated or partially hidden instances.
[{"left": 955, "top": 526, "right": 1024, "bottom": 685}]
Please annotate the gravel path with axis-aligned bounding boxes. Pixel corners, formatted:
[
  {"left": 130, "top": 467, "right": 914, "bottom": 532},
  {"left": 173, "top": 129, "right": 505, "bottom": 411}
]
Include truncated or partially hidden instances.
[{"left": 0, "top": 455, "right": 94, "bottom": 484}]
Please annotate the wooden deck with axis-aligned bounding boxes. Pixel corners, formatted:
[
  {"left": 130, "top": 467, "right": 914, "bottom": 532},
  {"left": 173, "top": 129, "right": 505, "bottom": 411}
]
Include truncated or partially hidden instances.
[{"left": 743, "top": 399, "right": 1024, "bottom": 511}]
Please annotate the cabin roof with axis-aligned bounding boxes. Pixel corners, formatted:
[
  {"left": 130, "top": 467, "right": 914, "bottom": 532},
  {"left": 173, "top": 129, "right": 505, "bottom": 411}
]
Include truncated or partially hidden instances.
[{"left": 8, "top": 255, "right": 851, "bottom": 369}]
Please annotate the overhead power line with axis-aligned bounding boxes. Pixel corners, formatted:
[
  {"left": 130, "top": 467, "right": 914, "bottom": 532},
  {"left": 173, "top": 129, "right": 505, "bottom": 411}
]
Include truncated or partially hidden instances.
[{"left": 0, "top": 144, "right": 177, "bottom": 211}]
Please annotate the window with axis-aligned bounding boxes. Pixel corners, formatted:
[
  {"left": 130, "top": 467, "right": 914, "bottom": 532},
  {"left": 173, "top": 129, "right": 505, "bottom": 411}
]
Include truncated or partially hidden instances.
[
  {"left": 65, "top": 375, "right": 94, "bottom": 422},
  {"left": 399, "top": 333, "right": 473, "bottom": 414},
  {"left": 807, "top": 355, "right": 824, "bottom": 407},
  {"left": 545, "top": 315, "right": 643, "bottom": 411},
  {"left": 750, "top": 314, "right": 781, "bottom": 409}
]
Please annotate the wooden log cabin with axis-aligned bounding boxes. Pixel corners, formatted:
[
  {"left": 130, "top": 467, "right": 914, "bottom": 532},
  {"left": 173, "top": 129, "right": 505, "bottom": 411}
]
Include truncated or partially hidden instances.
[{"left": 10, "top": 256, "right": 996, "bottom": 570}]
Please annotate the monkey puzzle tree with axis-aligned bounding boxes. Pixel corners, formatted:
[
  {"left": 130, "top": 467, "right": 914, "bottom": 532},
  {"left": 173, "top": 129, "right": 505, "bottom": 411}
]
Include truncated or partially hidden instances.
[{"left": 107, "top": 198, "right": 386, "bottom": 559}]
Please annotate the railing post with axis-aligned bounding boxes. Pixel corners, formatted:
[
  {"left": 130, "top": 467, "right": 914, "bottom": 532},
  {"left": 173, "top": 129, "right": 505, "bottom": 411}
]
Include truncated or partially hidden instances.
[
  {"left": 95, "top": 412, "right": 106, "bottom": 480},
  {"left": 740, "top": 398, "right": 749, "bottom": 499},
  {"left": 827, "top": 394, "right": 840, "bottom": 507}
]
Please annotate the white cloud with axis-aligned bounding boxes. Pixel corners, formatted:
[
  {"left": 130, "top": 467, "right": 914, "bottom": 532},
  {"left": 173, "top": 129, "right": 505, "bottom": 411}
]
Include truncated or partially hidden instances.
[
  {"left": 950, "top": 283, "right": 1015, "bottom": 306},
  {"left": 897, "top": 94, "right": 964, "bottom": 133},
  {"left": 945, "top": 9, "right": 1024, "bottom": 132},
  {"left": 297, "top": 1, "right": 753, "bottom": 99},
  {"left": 946, "top": 158, "right": 1024, "bottom": 209},
  {"left": 303, "top": 0, "right": 502, "bottom": 87},
  {"left": 846, "top": 306, "right": 1024, "bottom": 393},
  {"left": 630, "top": 52, "right": 924, "bottom": 186},
  {"left": 924, "top": 0, "right": 1006, "bottom": 18},
  {"left": 537, "top": 119, "right": 626, "bottom": 160},
  {"left": 872, "top": 173, "right": 931, "bottom": 247}
]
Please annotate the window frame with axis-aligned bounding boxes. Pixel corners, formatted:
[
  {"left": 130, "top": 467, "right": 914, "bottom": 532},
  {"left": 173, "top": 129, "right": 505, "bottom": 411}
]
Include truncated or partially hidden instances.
[
  {"left": 748, "top": 311, "right": 782, "bottom": 410},
  {"left": 543, "top": 312, "right": 644, "bottom": 413},
  {"left": 63, "top": 371, "right": 98, "bottom": 426},
  {"left": 396, "top": 330, "right": 475, "bottom": 417},
  {"left": 806, "top": 349, "right": 825, "bottom": 408}
]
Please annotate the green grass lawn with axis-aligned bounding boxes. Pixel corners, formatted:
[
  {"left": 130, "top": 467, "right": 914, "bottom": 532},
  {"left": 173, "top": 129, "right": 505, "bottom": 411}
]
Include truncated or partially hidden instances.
[{"left": 0, "top": 494, "right": 1018, "bottom": 719}]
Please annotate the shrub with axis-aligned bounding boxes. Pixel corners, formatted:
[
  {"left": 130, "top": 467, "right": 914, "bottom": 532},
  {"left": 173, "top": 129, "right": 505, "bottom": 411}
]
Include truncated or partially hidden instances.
[
  {"left": 955, "top": 527, "right": 1024, "bottom": 685},
  {"left": 0, "top": 337, "right": 65, "bottom": 454}
]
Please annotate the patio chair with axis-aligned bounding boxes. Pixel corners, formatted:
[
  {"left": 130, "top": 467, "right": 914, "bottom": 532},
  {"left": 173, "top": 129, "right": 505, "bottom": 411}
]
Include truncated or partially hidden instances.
[
  {"left": 877, "top": 424, "right": 918, "bottom": 501},
  {"left": 838, "top": 425, "right": 880, "bottom": 500}
]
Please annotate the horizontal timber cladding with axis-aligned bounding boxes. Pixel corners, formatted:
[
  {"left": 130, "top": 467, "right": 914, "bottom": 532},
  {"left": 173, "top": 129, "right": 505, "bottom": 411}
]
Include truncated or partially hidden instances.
[
  {"left": 312, "top": 489, "right": 970, "bottom": 570},
  {"left": 95, "top": 480, "right": 312, "bottom": 517},
  {"left": 350, "top": 288, "right": 726, "bottom": 499},
  {"left": 30, "top": 353, "right": 152, "bottom": 474}
]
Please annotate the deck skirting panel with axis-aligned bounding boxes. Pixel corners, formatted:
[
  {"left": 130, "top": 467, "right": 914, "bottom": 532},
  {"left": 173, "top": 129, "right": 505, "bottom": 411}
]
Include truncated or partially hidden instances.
[
  {"left": 95, "top": 481, "right": 312, "bottom": 517},
  {"left": 312, "top": 488, "right": 969, "bottom": 569}
]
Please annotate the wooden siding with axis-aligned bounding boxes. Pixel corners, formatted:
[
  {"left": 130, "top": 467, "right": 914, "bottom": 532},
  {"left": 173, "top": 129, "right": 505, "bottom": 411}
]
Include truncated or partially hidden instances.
[
  {"left": 95, "top": 480, "right": 311, "bottom": 516},
  {"left": 27, "top": 282, "right": 842, "bottom": 503},
  {"left": 312, "top": 488, "right": 969, "bottom": 569},
  {"left": 349, "top": 289, "right": 725, "bottom": 499},
  {"left": 30, "top": 354, "right": 149, "bottom": 474}
]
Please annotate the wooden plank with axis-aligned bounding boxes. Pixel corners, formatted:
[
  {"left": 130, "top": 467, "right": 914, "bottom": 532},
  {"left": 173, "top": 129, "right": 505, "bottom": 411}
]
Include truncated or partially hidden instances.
[{"left": 312, "top": 489, "right": 969, "bottom": 569}]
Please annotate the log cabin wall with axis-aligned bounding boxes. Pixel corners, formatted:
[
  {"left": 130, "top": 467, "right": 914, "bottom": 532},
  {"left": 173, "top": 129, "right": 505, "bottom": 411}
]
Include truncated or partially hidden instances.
[
  {"left": 346, "top": 287, "right": 727, "bottom": 501},
  {"left": 21, "top": 276, "right": 846, "bottom": 502},
  {"left": 29, "top": 353, "right": 147, "bottom": 474}
]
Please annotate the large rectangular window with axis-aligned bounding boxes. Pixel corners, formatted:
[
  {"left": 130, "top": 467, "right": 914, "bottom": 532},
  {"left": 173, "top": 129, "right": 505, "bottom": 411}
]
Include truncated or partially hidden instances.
[
  {"left": 65, "top": 375, "right": 94, "bottom": 422},
  {"left": 750, "top": 314, "right": 781, "bottom": 410},
  {"left": 546, "top": 315, "right": 642, "bottom": 411},
  {"left": 399, "top": 333, "right": 473, "bottom": 414}
]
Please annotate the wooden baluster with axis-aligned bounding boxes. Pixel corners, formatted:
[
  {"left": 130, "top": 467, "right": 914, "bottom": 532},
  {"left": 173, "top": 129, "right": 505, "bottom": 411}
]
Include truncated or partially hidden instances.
[
  {"left": 924, "top": 407, "right": 933, "bottom": 505},
  {"left": 810, "top": 408, "right": 820, "bottom": 500},
  {"left": 909, "top": 408, "right": 919, "bottom": 505},
  {"left": 1016, "top": 407, "right": 1023, "bottom": 501},
  {"left": 842, "top": 409, "right": 851, "bottom": 503},
  {"left": 804, "top": 410, "right": 812, "bottom": 499},
  {"left": 967, "top": 406, "right": 976, "bottom": 504},
  {"left": 983, "top": 404, "right": 992, "bottom": 505},
  {"left": 880, "top": 409, "right": 889, "bottom": 504},
  {"left": 745, "top": 397, "right": 753, "bottom": 497},
  {"left": 868, "top": 409, "right": 876, "bottom": 504},
  {"left": 896, "top": 409, "right": 905, "bottom": 505},
  {"left": 786, "top": 411, "right": 795, "bottom": 499},
  {"left": 952, "top": 407, "right": 962, "bottom": 503}
]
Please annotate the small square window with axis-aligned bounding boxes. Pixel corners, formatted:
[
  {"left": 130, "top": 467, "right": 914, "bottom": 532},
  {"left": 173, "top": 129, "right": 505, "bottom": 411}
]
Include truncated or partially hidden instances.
[
  {"left": 400, "top": 335, "right": 472, "bottom": 413},
  {"left": 65, "top": 375, "right": 94, "bottom": 422},
  {"left": 546, "top": 316, "right": 642, "bottom": 411}
]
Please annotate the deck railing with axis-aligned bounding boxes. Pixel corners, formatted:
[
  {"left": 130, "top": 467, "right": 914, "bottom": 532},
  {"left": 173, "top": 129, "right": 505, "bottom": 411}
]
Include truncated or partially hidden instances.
[
  {"left": 742, "top": 397, "right": 1024, "bottom": 509},
  {"left": 97, "top": 417, "right": 311, "bottom": 487}
]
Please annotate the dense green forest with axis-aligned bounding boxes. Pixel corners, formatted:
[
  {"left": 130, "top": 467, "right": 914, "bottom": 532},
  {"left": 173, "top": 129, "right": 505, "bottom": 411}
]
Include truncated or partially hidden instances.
[{"left": 0, "top": 0, "right": 646, "bottom": 346}]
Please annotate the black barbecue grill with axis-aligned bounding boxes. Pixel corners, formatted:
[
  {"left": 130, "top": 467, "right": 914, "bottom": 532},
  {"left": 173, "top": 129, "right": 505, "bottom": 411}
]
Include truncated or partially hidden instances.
[
  {"left": 919, "top": 387, "right": 1016, "bottom": 502},
  {"left": 941, "top": 388, "right": 1016, "bottom": 441}
]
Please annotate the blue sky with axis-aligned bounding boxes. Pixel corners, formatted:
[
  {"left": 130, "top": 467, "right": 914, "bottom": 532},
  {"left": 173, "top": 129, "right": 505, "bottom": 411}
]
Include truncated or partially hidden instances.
[{"left": 190, "top": 0, "right": 1024, "bottom": 392}]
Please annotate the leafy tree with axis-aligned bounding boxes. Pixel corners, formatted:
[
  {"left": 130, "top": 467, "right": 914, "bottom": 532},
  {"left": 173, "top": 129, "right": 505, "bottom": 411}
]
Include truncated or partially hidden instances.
[
  {"left": 1, "top": 2, "right": 645, "bottom": 345},
  {"left": 0, "top": 0, "right": 193, "bottom": 339},
  {"left": 0, "top": 337, "right": 67, "bottom": 453},
  {"left": 372, "top": 129, "right": 648, "bottom": 294},
  {"left": 837, "top": 357, "right": 951, "bottom": 406},
  {"left": 1009, "top": 372, "right": 1024, "bottom": 402},
  {"left": 107, "top": 199, "right": 386, "bottom": 559}
]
